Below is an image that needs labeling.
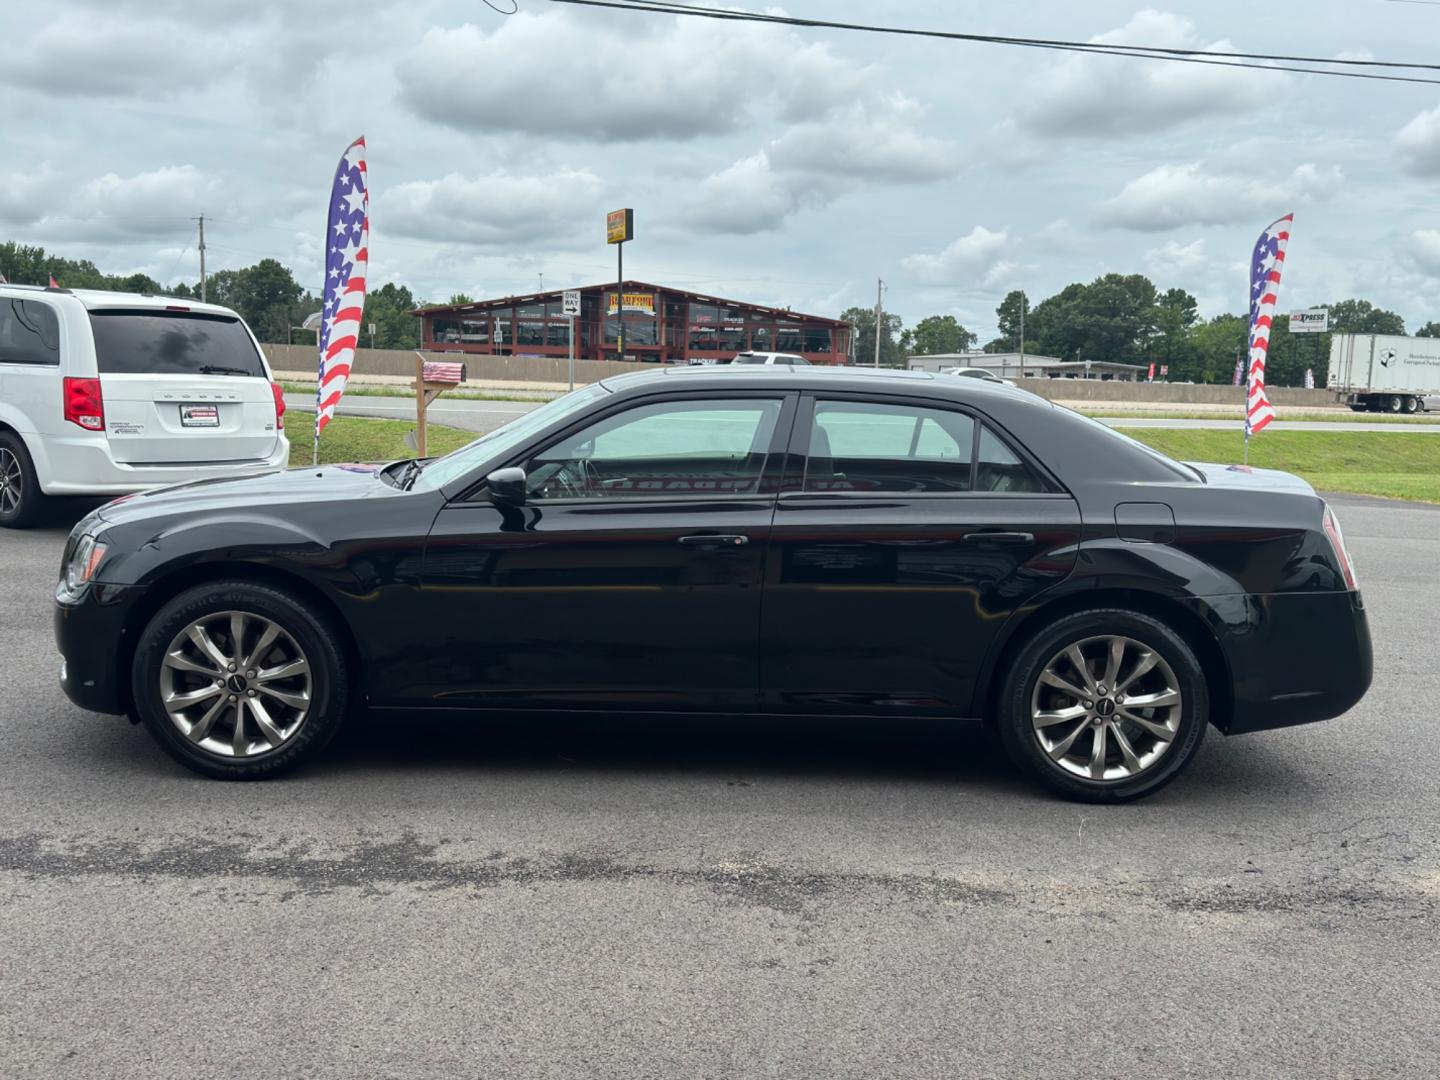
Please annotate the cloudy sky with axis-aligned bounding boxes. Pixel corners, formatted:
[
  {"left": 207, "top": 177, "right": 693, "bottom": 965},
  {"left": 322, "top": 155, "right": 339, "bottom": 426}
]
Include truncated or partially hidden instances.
[{"left": 3, "top": 0, "right": 1440, "bottom": 340}]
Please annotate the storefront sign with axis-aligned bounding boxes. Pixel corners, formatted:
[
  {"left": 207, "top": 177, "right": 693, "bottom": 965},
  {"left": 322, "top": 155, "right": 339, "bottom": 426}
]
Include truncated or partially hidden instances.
[{"left": 607, "top": 292, "right": 655, "bottom": 315}]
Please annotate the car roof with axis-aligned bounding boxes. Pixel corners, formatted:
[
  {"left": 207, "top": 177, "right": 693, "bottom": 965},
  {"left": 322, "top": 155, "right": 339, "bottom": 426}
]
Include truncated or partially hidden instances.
[
  {"left": 599, "top": 364, "right": 1042, "bottom": 405},
  {"left": 0, "top": 284, "right": 239, "bottom": 318}
]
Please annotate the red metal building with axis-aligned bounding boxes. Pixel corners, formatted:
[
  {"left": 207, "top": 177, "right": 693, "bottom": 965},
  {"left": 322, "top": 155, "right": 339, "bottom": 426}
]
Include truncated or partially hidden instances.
[{"left": 413, "top": 280, "right": 852, "bottom": 365}]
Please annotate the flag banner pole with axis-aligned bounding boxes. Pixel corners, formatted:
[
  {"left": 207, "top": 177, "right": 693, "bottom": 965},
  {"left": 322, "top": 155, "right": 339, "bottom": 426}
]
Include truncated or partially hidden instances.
[
  {"left": 1242, "top": 212, "right": 1293, "bottom": 458},
  {"left": 313, "top": 135, "right": 370, "bottom": 469}
]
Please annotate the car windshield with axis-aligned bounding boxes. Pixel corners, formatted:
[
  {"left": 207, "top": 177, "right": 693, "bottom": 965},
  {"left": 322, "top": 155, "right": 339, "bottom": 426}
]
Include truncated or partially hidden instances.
[
  {"left": 730, "top": 355, "right": 768, "bottom": 364},
  {"left": 1058, "top": 404, "right": 1203, "bottom": 482},
  {"left": 408, "top": 382, "right": 612, "bottom": 491}
]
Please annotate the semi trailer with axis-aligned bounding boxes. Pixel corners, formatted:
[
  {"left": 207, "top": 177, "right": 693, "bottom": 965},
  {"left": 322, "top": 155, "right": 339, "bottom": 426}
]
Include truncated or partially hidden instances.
[{"left": 1328, "top": 333, "right": 1440, "bottom": 413}]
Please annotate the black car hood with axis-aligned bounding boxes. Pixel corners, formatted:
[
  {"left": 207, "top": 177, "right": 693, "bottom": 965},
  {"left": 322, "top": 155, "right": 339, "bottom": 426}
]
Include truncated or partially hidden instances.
[{"left": 95, "top": 463, "right": 395, "bottom": 525}]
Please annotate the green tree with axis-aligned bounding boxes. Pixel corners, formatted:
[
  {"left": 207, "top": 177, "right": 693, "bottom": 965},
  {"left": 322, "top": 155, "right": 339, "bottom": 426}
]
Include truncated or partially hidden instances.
[
  {"left": 1187, "top": 314, "right": 1249, "bottom": 385},
  {"left": 900, "top": 314, "right": 976, "bottom": 356},
  {"left": 447, "top": 292, "right": 475, "bottom": 306},
  {"left": 985, "top": 289, "right": 1030, "bottom": 353},
  {"left": 1028, "top": 274, "right": 1159, "bottom": 365},
  {"left": 1415, "top": 321, "right": 1440, "bottom": 338},
  {"left": 840, "top": 305, "right": 905, "bottom": 367},
  {"left": 363, "top": 282, "right": 422, "bottom": 350},
  {"left": 1325, "top": 299, "right": 1405, "bottom": 336}
]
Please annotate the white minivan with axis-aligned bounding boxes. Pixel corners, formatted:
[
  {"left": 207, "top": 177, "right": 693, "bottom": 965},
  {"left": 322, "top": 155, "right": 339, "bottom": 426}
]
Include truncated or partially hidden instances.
[{"left": 0, "top": 285, "right": 289, "bottom": 527}]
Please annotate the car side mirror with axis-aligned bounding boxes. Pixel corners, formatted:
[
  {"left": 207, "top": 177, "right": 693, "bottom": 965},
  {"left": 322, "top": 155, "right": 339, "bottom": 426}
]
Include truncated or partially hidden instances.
[{"left": 487, "top": 466, "right": 527, "bottom": 505}]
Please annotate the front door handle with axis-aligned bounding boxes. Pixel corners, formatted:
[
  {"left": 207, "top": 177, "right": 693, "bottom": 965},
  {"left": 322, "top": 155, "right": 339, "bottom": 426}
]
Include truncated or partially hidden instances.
[
  {"left": 678, "top": 534, "right": 749, "bottom": 547},
  {"left": 962, "top": 530, "right": 1034, "bottom": 545}
]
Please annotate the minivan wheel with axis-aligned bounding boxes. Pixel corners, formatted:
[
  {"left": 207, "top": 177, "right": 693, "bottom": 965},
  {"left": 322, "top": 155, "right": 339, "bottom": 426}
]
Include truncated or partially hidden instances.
[
  {"left": 997, "top": 608, "right": 1209, "bottom": 802},
  {"left": 0, "top": 433, "right": 44, "bottom": 529},
  {"left": 130, "top": 581, "right": 350, "bottom": 779}
]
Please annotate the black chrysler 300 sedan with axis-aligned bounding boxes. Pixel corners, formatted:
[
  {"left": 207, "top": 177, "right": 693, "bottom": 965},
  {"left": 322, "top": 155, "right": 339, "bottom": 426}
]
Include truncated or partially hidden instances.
[{"left": 55, "top": 368, "right": 1372, "bottom": 801}]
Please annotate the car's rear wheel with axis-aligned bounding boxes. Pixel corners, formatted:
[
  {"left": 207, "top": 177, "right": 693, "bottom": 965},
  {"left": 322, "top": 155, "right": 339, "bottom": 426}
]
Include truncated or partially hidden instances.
[
  {"left": 997, "top": 609, "right": 1209, "bottom": 802},
  {"left": 0, "top": 432, "right": 45, "bottom": 529},
  {"left": 130, "top": 581, "right": 350, "bottom": 779}
]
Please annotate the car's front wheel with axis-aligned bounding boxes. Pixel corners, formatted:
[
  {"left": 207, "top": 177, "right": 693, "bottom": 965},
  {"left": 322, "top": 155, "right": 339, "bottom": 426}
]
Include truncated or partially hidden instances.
[
  {"left": 131, "top": 581, "right": 351, "bottom": 779},
  {"left": 997, "top": 608, "right": 1209, "bottom": 802}
]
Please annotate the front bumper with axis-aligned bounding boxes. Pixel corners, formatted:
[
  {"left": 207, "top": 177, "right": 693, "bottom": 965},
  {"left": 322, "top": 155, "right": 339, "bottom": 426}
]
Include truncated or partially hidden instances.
[
  {"left": 55, "top": 582, "right": 145, "bottom": 715},
  {"left": 1189, "top": 590, "right": 1373, "bottom": 735}
]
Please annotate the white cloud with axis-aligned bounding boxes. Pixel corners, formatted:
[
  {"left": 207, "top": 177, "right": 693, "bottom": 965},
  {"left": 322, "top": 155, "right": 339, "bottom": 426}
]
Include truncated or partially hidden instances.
[
  {"left": 1143, "top": 238, "right": 1210, "bottom": 278},
  {"left": 377, "top": 169, "right": 605, "bottom": 249},
  {"left": 1015, "top": 10, "right": 1280, "bottom": 138},
  {"left": 1098, "top": 161, "right": 1342, "bottom": 231},
  {"left": 768, "top": 95, "right": 963, "bottom": 183},
  {"left": 1395, "top": 104, "right": 1440, "bottom": 177},
  {"left": 0, "top": 11, "right": 221, "bottom": 97},
  {"left": 0, "top": 165, "right": 223, "bottom": 242},
  {"left": 1412, "top": 230, "right": 1440, "bottom": 277},
  {"left": 686, "top": 94, "right": 962, "bottom": 234},
  {"left": 901, "top": 227, "right": 1012, "bottom": 285},
  {"left": 395, "top": 10, "right": 862, "bottom": 142}
]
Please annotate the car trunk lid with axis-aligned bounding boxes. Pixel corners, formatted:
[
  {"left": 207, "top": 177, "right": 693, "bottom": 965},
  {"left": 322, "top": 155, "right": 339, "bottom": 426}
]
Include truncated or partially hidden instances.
[{"left": 1185, "top": 461, "right": 1316, "bottom": 496}]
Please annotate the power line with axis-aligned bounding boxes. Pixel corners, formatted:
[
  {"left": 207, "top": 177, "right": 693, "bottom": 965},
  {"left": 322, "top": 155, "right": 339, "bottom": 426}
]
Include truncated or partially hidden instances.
[{"left": 547, "top": 0, "right": 1440, "bottom": 85}]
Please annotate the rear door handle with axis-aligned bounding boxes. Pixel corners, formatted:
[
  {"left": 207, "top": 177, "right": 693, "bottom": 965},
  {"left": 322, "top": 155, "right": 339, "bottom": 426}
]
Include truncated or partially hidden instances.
[
  {"left": 678, "top": 534, "right": 749, "bottom": 547},
  {"left": 962, "top": 530, "right": 1034, "bottom": 545}
]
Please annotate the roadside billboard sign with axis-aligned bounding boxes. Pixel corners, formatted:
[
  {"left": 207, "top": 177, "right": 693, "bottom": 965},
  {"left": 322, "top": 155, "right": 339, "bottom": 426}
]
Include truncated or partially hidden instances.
[
  {"left": 1290, "top": 309, "right": 1329, "bottom": 334},
  {"left": 606, "top": 208, "right": 634, "bottom": 245}
]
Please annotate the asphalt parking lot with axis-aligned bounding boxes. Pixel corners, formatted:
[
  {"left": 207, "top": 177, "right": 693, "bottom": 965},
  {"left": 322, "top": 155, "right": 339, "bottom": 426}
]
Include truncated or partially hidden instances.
[{"left": 2, "top": 494, "right": 1437, "bottom": 1079}]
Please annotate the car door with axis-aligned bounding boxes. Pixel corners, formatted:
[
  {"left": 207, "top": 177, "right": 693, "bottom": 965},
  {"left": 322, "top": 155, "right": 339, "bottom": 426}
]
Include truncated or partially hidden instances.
[
  {"left": 759, "top": 393, "right": 1081, "bottom": 717},
  {"left": 421, "top": 391, "right": 797, "bottom": 711}
]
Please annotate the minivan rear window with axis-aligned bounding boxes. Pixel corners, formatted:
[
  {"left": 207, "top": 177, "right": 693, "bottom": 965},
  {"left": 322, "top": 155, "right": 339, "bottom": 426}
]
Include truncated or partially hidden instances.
[{"left": 88, "top": 310, "right": 267, "bottom": 377}]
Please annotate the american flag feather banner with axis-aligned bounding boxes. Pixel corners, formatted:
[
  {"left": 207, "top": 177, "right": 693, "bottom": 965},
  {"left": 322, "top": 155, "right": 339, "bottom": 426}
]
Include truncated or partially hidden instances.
[
  {"left": 1246, "top": 213, "right": 1292, "bottom": 437},
  {"left": 314, "top": 135, "right": 369, "bottom": 445}
]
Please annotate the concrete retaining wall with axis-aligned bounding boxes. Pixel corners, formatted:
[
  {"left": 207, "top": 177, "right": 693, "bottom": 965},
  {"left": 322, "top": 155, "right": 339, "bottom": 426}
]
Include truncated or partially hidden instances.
[
  {"left": 264, "top": 343, "right": 1339, "bottom": 407},
  {"left": 1016, "top": 378, "right": 1335, "bottom": 408},
  {"left": 263, "top": 343, "right": 648, "bottom": 384}
]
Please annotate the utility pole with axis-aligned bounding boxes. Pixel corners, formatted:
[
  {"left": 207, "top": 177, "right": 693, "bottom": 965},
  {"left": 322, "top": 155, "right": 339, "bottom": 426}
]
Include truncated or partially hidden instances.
[
  {"left": 873, "top": 277, "right": 885, "bottom": 368},
  {"left": 196, "top": 215, "right": 207, "bottom": 302},
  {"left": 538, "top": 271, "right": 544, "bottom": 294},
  {"left": 1018, "top": 292, "right": 1025, "bottom": 368}
]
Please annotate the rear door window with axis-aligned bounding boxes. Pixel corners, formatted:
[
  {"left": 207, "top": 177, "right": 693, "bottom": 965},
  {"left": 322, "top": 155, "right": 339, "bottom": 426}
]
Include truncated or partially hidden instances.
[
  {"left": 0, "top": 298, "right": 60, "bottom": 366},
  {"left": 88, "top": 310, "right": 266, "bottom": 376},
  {"left": 802, "top": 400, "right": 1046, "bottom": 494}
]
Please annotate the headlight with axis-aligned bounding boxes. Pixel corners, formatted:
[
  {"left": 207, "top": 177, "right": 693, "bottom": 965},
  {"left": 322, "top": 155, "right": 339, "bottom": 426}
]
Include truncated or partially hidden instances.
[{"left": 59, "top": 534, "right": 108, "bottom": 600}]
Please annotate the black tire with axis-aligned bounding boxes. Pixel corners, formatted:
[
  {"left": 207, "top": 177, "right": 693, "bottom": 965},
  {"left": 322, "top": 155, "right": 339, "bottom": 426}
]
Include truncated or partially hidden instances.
[
  {"left": 1349, "top": 404, "right": 1367, "bottom": 413},
  {"left": 1403, "top": 396, "right": 1419, "bottom": 415},
  {"left": 1388, "top": 395, "right": 1404, "bottom": 413},
  {"left": 996, "top": 608, "right": 1209, "bottom": 803},
  {"left": 130, "top": 580, "right": 351, "bottom": 779},
  {"left": 0, "top": 431, "right": 45, "bottom": 529}
]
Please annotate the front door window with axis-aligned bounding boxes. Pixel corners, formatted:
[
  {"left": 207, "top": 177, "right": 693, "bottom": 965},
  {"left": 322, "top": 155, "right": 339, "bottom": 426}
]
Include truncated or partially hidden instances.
[{"left": 524, "top": 398, "right": 784, "bottom": 499}]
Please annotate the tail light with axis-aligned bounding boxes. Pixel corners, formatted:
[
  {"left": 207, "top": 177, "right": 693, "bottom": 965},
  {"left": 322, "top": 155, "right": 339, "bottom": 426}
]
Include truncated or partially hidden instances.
[
  {"left": 270, "top": 381, "right": 285, "bottom": 430},
  {"left": 1323, "top": 503, "right": 1359, "bottom": 590},
  {"left": 63, "top": 377, "right": 105, "bottom": 431}
]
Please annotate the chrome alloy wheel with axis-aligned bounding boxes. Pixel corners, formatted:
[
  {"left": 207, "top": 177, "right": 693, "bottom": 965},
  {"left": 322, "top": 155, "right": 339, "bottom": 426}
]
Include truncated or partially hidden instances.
[
  {"left": 159, "top": 611, "right": 312, "bottom": 758},
  {"left": 0, "top": 448, "right": 21, "bottom": 516},
  {"left": 1029, "top": 635, "right": 1182, "bottom": 781}
]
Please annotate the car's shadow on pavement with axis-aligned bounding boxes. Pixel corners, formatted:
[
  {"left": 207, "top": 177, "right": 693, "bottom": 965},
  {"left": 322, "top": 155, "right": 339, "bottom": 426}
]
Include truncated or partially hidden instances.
[
  {"left": 325, "top": 709, "right": 1015, "bottom": 788},
  {"left": 296, "top": 707, "right": 1316, "bottom": 804}
]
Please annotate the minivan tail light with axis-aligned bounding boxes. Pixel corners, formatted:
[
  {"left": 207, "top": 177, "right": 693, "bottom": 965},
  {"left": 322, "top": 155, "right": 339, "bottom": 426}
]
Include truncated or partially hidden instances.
[
  {"left": 63, "top": 377, "right": 105, "bottom": 431},
  {"left": 270, "top": 381, "right": 285, "bottom": 430},
  {"left": 1323, "top": 503, "right": 1358, "bottom": 590}
]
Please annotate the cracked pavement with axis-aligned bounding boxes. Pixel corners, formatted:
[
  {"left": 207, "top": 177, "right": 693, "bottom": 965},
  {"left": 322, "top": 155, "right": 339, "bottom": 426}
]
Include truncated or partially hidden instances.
[{"left": 1, "top": 494, "right": 1437, "bottom": 1078}]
